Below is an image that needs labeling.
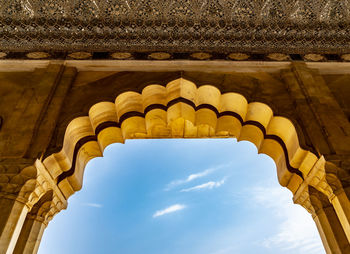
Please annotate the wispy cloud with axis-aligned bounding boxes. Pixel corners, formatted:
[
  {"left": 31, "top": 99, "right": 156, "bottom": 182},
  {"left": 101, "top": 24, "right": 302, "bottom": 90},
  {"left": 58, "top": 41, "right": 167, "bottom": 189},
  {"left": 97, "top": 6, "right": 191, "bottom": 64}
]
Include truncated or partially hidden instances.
[
  {"left": 250, "top": 186, "right": 324, "bottom": 254},
  {"left": 153, "top": 204, "right": 186, "bottom": 218},
  {"left": 82, "top": 203, "right": 103, "bottom": 208},
  {"left": 180, "top": 179, "right": 226, "bottom": 192},
  {"left": 165, "top": 168, "right": 213, "bottom": 190},
  {"left": 165, "top": 163, "right": 230, "bottom": 191}
]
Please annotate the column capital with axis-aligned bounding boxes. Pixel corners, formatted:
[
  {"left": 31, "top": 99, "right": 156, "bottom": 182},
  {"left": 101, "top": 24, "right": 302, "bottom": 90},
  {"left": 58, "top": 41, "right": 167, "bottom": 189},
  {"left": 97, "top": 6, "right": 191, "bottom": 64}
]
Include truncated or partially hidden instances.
[
  {"left": 293, "top": 182, "right": 316, "bottom": 216},
  {"left": 26, "top": 194, "right": 65, "bottom": 226},
  {"left": 293, "top": 184, "right": 331, "bottom": 217},
  {"left": 300, "top": 156, "right": 350, "bottom": 200},
  {"left": 0, "top": 159, "right": 67, "bottom": 212}
]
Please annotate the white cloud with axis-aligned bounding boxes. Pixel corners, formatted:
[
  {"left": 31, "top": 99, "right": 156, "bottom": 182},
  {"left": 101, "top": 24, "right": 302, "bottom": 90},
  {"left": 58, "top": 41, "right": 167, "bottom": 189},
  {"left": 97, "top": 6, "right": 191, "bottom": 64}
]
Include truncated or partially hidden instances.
[
  {"left": 82, "top": 203, "right": 103, "bottom": 208},
  {"left": 165, "top": 163, "right": 230, "bottom": 191},
  {"left": 165, "top": 168, "right": 213, "bottom": 190},
  {"left": 153, "top": 204, "right": 186, "bottom": 218},
  {"left": 180, "top": 179, "right": 226, "bottom": 192},
  {"left": 187, "top": 169, "right": 212, "bottom": 182},
  {"left": 250, "top": 186, "right": 325, "bottom": 254}
]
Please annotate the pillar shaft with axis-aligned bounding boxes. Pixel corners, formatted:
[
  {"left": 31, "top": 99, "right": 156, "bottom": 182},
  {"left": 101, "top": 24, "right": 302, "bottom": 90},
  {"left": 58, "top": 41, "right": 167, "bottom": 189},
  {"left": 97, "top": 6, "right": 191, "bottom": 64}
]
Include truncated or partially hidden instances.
[
  {"left": 331, "top": 190, "right": 350, "bottom": 243},
  {"left": 314, "top": 206, "right": 350, "bottom": 254},
  {"left": 13, "top": 216, "right": 46, "bottom": 254},
  {"left": 0, "top": 197, "right": 28, "bottom": 254}
]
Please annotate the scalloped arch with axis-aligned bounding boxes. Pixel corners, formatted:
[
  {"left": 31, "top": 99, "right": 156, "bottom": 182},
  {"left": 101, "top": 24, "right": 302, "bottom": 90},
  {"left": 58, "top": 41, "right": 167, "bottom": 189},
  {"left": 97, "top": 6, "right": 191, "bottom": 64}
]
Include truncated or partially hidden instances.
[{"left": 42, "top": 78, "right": 319, "bottom": 199}]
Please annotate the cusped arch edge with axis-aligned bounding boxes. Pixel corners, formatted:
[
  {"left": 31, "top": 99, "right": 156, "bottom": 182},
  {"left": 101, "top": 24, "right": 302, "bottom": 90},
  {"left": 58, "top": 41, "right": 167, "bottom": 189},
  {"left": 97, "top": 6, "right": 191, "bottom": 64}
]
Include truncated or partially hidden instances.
[{"left": 42, "top": 78, "right": 319, "bottom": 199}]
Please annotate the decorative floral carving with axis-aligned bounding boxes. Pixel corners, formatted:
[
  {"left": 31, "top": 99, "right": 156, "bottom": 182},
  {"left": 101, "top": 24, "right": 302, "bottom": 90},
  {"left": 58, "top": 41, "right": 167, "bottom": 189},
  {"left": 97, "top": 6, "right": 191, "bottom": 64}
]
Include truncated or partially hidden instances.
[
  {"left": 68, "top": 52, "right": 92, "bottom": 60},
  {"left": 26, "top": 52, "right": 50, "bottom": 59},
  {"left": 0, "top": 0, "right": 350, "bottom": 53},
  {"left": 227, "top": 53, "right": 250, "bottom": 60},
  {"left": 148, "top": 52, "right": 171, "bottom": 60}
]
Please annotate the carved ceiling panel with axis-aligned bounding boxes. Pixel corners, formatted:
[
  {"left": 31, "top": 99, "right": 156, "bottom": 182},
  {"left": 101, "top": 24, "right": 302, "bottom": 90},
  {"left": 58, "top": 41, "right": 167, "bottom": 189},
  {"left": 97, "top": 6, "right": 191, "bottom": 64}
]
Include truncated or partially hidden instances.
[{"left": 0, "top": 0, "right": 350, "bottom": 53}]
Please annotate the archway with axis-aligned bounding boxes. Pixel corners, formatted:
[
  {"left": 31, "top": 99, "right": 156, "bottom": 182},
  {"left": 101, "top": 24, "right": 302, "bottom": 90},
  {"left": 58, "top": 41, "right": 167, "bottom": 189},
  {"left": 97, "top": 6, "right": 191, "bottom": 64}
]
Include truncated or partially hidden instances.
[
  {"left": 1, "top": 78, "right": 350, "bottom": 254},
  {"left": 44, "top": 78, "right": 317, "bottom": 197}
]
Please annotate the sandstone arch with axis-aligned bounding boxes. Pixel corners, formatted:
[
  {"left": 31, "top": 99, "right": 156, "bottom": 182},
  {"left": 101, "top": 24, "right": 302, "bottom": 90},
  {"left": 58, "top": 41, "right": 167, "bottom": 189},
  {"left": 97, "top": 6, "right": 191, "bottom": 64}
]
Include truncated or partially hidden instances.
[
  {"left": 42, "top": 78, "right": 317, "bottom": 200},
  {"left": 1, "top": 63, "right": 350, "bottom": 254}
]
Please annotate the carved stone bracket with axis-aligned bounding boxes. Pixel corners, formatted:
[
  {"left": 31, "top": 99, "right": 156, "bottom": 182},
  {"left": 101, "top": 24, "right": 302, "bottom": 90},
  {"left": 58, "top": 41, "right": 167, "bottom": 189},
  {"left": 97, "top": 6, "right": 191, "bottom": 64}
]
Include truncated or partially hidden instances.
[
  {"left": 293, "top": 183, "right": 315, "bottom": 216},
  {"left": 293, "top": 157, "right": 332, "bottom": 213},
  {"left": 294, "top": 156, "right": 350, "bottom": 244},
  {"left": 0, "top": 160, "right": 67, "bottom": 214},
  {"left": 32, "top": 160, "right": 67, "bottom": 221},
  {"left": 297, "top": 156, "right": 350, "bottom": 200},
  {"left": 293, "top": 156, "right": 349, "bottom": 213}
]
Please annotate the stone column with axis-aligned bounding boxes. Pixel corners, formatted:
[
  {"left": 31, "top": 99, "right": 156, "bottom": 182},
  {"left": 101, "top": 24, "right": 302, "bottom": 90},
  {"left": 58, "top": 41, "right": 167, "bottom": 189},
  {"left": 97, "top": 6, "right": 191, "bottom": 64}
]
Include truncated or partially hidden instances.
[
  {"left": 329, "top": 188, "right": 350, "bottom": 243},
  {"left": 0, "top": 163, "right": 37, "bottom": 254},
  {"left": 308, "top": 186, "right": 350, "bottom": 254},
  {"left": 322, "top": 163, "right": 350, "bottom": 243},
  {"left": 13, "top": 190, "right": 55, "bottom": 254},
  {"left": 313, "top": 206, "right": 350, "bottom": 254},
  {"left": 327, "top": 191, "right": 350, "bottom": 245},
  {"left": 13, "top": 215, "right": 47, "bottom": 254},
  {"left": 0, "top": 197, "right": 28, "bottom": 254},
  {"left": 0, "top": 162, "right": 50, "bottom": 254},
  {"left": 301, "top": 156, "right": 350, "bottom": 247},
  {"left": 294, "top": 182, "right": 350, "bottom": 254}
]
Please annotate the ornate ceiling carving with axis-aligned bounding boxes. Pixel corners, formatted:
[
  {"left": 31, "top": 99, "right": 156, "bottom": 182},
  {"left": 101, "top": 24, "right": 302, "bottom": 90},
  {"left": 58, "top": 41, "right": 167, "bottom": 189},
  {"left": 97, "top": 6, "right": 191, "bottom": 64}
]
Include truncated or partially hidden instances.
[{"left": 0, "top": 0, "right": 350, "bottom": 53}]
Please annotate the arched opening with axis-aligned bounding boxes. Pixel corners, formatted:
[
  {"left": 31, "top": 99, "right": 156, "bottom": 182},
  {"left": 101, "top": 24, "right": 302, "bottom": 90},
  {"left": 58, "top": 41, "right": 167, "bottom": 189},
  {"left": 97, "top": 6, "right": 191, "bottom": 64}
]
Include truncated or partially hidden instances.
[
  {"left": 43, "top": 78, "right": 318, "bottom": 200},
  {"left": 5, "top": 77, "right": 350, "bottom": 254},
  {"left": 39, "top": 139, "right": 324, "bottom": 254},
  {"left": 35, "top": 77, "right": 325, "bottom": 252}
]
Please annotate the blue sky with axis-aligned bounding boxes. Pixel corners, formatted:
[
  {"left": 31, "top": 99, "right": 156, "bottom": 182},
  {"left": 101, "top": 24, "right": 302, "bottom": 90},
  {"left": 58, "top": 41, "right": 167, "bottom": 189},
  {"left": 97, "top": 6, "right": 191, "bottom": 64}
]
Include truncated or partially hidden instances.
[{"left": 38, "top": 139, "right": 324, "bottom": 254}]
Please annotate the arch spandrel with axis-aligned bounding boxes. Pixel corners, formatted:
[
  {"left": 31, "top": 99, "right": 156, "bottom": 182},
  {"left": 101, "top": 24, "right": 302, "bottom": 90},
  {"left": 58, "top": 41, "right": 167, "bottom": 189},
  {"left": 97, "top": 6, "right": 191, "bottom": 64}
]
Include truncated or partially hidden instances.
[{"left": 41, "top": 78, "right": 319, "bottom": 200}]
